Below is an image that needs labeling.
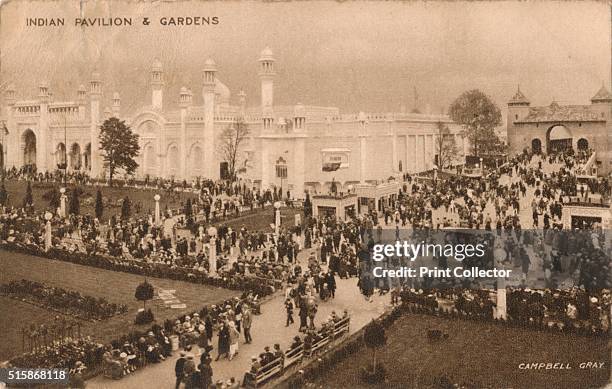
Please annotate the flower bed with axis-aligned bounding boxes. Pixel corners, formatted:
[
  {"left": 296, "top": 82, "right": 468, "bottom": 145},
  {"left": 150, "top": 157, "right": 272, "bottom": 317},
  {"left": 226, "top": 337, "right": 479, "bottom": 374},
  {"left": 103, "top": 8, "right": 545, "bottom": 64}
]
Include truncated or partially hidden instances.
[
  {"left": 0, "top": 279, "right": 128, "bottom": 321},
  {"left": 0, "top": 241, "right": 276, "bottom": 298}
]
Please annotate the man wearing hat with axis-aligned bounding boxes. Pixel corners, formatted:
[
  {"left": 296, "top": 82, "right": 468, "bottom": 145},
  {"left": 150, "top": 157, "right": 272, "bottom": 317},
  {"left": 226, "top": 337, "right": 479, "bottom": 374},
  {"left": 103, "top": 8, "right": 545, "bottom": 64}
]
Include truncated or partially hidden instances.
[
  {"left": 175, "top": 351, "right": 186, "bottom": 389},
  {"left": 183, "top": 353, "right": 196, "bottom": 387}
]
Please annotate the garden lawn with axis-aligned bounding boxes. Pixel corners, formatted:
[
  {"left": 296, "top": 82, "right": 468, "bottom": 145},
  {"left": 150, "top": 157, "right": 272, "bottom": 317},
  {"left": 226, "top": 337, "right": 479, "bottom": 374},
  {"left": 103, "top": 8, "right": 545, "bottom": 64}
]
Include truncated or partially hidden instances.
[
  {"left": 307, "top": 313, "right": 609, "bottom": 389},
  {"left": 205, "top": 206, "right": 303, "bottom": 233},
  {"left": 0, "top": 250, "right": 239, "bottom": 362},
  {"left": 1, "top": 180, "right": 197, "bottom": 221}
]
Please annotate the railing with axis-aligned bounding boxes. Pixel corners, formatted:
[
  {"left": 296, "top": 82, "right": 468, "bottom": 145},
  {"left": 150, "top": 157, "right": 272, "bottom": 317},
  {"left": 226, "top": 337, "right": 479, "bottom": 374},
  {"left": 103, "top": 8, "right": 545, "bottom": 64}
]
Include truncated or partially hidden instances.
[{"left": 243, "top": 316, "right": 350, "bottom": 388}]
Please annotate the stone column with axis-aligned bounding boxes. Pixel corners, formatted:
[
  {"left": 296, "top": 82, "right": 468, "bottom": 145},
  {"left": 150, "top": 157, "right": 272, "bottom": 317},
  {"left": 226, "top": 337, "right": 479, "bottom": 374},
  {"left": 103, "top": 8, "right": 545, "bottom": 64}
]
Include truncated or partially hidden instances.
[
  {"left": 421, "top": 135, "right": 426, "bottom": 171},
  {"left": 360, "top": 135, "right": 367, "bottom": 183},
  {"left": 293, "top": 137, "right": 305, "bottom": 199},
  {"left": 392, "top": 129, "right": 398, "bottom": 173},
  {"left": 180, "top": 108, "right": 187, "bottom": 179},
  {"left": 413, "top": 135, "right": 418, "bottom": 173},
  {"left": 261, "top": 140, "right": 269, "bottom": 190}
]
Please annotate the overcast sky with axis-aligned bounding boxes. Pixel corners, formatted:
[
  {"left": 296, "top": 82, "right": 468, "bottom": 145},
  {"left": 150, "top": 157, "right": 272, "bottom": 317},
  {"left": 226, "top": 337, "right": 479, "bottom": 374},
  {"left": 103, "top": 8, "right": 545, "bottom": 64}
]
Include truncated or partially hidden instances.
[{"left": 1, "top": 1, "right": 610, "bottom": 119}]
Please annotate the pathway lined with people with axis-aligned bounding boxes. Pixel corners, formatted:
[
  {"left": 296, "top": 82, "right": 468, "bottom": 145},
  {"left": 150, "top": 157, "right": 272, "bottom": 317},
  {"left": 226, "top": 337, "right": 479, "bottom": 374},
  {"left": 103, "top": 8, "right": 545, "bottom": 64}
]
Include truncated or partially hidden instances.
[{"left": 88, "top": 247, "right": 388, "bottom": 389}]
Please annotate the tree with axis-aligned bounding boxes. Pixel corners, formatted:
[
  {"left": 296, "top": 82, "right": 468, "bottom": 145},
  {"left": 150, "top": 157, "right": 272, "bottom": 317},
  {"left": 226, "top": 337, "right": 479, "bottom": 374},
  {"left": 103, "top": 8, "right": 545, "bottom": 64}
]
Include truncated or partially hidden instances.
[
  {"left": 217, "top": 119, "right": 250, "bottom": 182},
  {"left": 362, "top": 319, "right": 387, "bottom": 382},
  {"left": 23, "top": 181, "right": 33, "bottom": 209},
  {"left": 448, "top": 89, "right": 502, "bottom": 157},
  {"left": 0, "top": 182, "right": 7, "bottom": 206},
  {"left": 69, "top": 188, "right": 80, "bottom": 215},
  {"left": 134, "top": 279, "right": 154, "bottom": 310},
  {"left": 435, "top": 121, "right": 458, "bottom": 169},
  {"left": 95, "top": 189, "right": 104, "bottom": 220},
  {"left": 98, "top": 117, "right": 140, "bottom": 186},
  {"left": 121, "top": 196, "right": 131, "bottom": 220}
]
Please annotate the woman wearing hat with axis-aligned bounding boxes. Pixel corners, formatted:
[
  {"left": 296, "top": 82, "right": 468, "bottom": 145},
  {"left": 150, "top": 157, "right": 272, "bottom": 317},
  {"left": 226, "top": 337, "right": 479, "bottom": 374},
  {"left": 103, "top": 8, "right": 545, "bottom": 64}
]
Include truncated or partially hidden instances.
[{"left": 228, "top": 321, "right": 240, "bottom": 361}]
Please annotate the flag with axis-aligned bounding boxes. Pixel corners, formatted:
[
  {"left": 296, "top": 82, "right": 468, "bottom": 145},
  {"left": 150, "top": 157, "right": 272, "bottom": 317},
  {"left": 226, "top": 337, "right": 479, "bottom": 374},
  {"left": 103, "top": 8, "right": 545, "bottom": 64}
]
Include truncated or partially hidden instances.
[{"left": 2, "top": 122, "right": 8, "bottom": 135}]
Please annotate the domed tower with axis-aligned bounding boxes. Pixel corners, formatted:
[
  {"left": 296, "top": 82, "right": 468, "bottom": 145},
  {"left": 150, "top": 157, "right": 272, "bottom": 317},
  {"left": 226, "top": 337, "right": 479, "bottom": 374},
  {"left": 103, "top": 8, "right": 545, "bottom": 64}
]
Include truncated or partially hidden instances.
[
  {"left": 258, "top": 47, "right": 276, "bottom": 109},
  {"left": 89, "top": 71, "right": 103, "bottom": 177},
  {"left": 151, "top": 59, "right": 163, "bottom": 110}
]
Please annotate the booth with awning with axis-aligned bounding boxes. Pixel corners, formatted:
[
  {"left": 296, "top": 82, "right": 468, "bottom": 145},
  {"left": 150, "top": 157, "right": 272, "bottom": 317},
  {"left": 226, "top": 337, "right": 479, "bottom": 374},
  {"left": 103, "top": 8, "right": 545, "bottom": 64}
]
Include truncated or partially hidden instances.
[
  {"left": 311, "top": 193, "right": 358, "bottom": 220},
  {"left": 353, "top": 181, "right": 401, "bottom": 214}
]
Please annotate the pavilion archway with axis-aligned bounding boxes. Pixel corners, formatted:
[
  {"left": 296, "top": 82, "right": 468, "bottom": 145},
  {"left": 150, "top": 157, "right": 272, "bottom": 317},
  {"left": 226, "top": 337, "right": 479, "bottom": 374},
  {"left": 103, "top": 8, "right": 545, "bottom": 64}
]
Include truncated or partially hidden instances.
[
  {"left": 577, "top": 138, "right": 589, "bottom": 151},
  {"left": 22, "top": 130, "right": 37, "bottom": 168},
  {"left": 546, "top": 125, "right": 572, "bottom": 154},
  {"left": 70, "top": 143, "right": 81, "bottom": 170},
  {"left": 531, "top": 138, "right": 542, "bottom": 154}
]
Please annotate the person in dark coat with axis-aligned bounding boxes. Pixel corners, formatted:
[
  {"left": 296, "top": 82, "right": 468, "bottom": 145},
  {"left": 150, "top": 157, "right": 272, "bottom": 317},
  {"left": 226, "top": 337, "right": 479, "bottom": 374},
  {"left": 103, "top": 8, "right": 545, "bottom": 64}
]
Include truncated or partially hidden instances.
[
  {"left": 199, "top": 357, "right": 213, "bottom": 389},
  {"left": 215, "top": 322, "right": 230, "bottom": 361},
  {"left": 175, "top": 351, "right": 187, "bottom": 389},
  {"left": 326, "top": 271, "right": 336, "bottom": 299}
]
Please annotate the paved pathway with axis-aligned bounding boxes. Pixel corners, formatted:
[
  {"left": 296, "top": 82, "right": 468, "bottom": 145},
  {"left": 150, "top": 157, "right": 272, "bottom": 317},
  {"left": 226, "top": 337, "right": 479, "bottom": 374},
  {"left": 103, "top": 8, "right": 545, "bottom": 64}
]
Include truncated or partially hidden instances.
[{"left": 88, "top": 248, "right": 388, "bottom": 389}]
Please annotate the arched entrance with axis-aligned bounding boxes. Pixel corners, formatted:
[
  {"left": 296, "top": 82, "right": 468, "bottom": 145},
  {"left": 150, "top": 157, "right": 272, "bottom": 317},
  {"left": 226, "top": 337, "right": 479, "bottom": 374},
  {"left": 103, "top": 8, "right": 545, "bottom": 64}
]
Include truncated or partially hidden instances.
[
  {"left": 55, "top": 143, "right": 66, "bottom": 169},
  {"left": 531, "top": 138, "right": 542, "bottom": 154},
  {"left": 70, "top": 143, "right": 81, "bottom": 170},
  {"left": 143, "top": 143, "right": 157, "bottom": 177},
  {"left": 22, "top": 130, "right": 37, "bottom": 168},
  {"left": 189, "top": 144, "right": 203, "bottom": 178},
  {"left": 166, "top": 144, "right": 179, "bottom": 177},
  {"left": 547, "top": 125, "right": 572, "bottom": 153},
  {"left": 577, "top": 138, "right": 589, "bottom": 151}
]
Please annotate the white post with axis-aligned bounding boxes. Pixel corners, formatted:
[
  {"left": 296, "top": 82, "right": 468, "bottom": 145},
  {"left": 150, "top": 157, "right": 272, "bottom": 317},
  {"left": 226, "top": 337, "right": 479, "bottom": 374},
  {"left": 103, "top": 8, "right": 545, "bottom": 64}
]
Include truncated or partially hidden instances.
[
  {"left": 274, "top": 201, "right": 281, "bottom": 239},
  {"left": 208, "top": 227, "right": 218, "bottom": 276},
  {"left": 154, "top": 194, "right": 161, "bottom": 225},
  {"left": 59, "top": 188, "right": 67, "bottom": 218},
  {"left": 44, "top": 212, "right": 52, "bottom": 251}
]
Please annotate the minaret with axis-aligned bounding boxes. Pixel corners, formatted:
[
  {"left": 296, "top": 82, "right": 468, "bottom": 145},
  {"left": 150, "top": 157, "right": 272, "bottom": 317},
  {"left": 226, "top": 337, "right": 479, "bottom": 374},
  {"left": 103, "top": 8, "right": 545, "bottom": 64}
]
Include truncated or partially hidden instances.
[
  {"left": 38, "top": 81, "right": 50, "bottom": 171},
  {"left": 4, "top": 84, "right": 16, "bottom": 168},
  {"left": 89, "top": 71, "right": 102, "bottom": 178},
  {"left": 112, "top": 92, "right": 121, "bottom": 117},
  {"left": 179, "top": 87, "right": 193, "bottom": 179},
  {"left": 238, "top": 89, "right": 247, "bottom": 118},
  {"left": 202, "top": 58, "right": 217, "bottom": 179},
  {"left": 258, "top": 47, "right": 275, "bottom": 108},
  {"left": 151, "top": 59, "right": 163, "bottom": 110},
  {"left": 77, "top": 85, "right": 87, "bottom": 121}
]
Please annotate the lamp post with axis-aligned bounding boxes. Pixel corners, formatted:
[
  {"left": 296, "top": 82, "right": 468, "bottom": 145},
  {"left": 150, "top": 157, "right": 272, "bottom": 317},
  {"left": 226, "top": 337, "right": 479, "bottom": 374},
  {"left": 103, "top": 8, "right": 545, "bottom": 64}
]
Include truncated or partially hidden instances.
[
  {"left": 59, "top": 187, "right": 67, "bottom": 218},
  {"left": 44, "top": 211, "right": 52, "bottom": 251},
  {"left": 154, "top": 194, "right": 161, "bottom": 225},
  {"left": 207, "top": 226, "right": 217, "bottom": 276}
]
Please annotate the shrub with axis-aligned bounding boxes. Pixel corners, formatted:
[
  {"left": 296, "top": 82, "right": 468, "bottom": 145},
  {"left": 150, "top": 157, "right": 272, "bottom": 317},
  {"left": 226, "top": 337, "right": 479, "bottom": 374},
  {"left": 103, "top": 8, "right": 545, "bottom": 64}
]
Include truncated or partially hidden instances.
[
  {"left": 95, "top": 189, "right": 104, "bottom": 220},
  {"left": 134, "top": 309, "right": 154, "bottom": 325},
  {"left": 134, "top": 280, "right": 154, "bottom": 309}
]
